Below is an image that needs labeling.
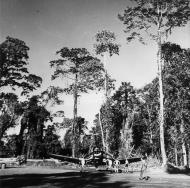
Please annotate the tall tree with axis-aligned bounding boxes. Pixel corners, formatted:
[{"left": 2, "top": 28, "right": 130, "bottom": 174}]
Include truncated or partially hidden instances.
[
  {"left": 118, "top": 0, "right": 190, "bottom": 165},
  {"left": 112, "top": 82, "right": 138, "bottom": 157},
  {"left": 162, "top": 43, "right": 190, "bottom": 166},
  {"left": 18, "top": 96, "right": 50, "bottom": 158},
  {"left": 92, "top": 114, "right": 104, "bottom": 150},
  {"left": 0, "top": 37, "right": 42, "bottom": 95},
  {"left": 50, "top": 48, "right": 103, "bottom": 157},
  {"left": 137, "top": 81, "right": 160, "bottom": 157},
  {"left": 43, "top": 125, "right": 62, "bottom": 156},
  {"left": 94, "top": 30, "right": 119, "bottom": 151},
  {"left": 94, "top": 30, "right": 119, "bottom": 98},
  {"left": 62, "top": 117, "right": 89, "bottom": 157}
]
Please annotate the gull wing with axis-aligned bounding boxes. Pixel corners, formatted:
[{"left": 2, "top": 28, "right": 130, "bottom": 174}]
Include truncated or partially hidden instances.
[
  {"left": 48, "top": 154, "right": 81, "bottom": 164},
  {"left": 119, "top": 157, "right": 142, "bottom": 164},
  {"left": 127, "top": 157, "right": 142, "bottom": 163}
]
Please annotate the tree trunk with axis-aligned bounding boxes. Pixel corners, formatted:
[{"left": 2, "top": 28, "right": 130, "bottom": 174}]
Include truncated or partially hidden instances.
[
  {"left": 182, "top": 143, "right": 187, "bottom": 166},
  {"left": 27, "top": 135, "right": 31, "bottom": 159},
  {"left": 124, "top": 116, "right": 133, "bottom": 153},
  {"left": 72, "top": 74, "right": 78, "bottom": 158},
  {"left": 188, "top": 144, "right": 190, "bottom": 168},
  {"left": 146, "top": 105, "right": 153, "bottom": 147},
  {"left": 99, "top": 113, "right": 105, "bottom": 150},
  {"left": 157, "top": 33, "right": 167, "bottom": 166},
  {"left": 174, "top": 144, "right": 178, "bottom": 166},
  {"left": 180, "top": 119, "right": 188, "bottom": 166},
  {"left": 37, "top": 119, "right": 43, "bottom": 143},
  {"left": 121, "top": 116, "right": 126, "bottom": 144},
  {"left": 18, "top": 116, "right": 27, "bottom": 155},
  {"left": 103, "top": 52, "right": 109, "bottom": 152},
  {"left": 104, "top": 53, "right": 108, "bottom": 99}
]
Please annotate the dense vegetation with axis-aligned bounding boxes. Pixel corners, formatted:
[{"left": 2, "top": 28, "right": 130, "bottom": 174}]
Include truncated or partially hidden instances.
[{"left": 0, "top": 0, "right": 190, "bottom": 168}]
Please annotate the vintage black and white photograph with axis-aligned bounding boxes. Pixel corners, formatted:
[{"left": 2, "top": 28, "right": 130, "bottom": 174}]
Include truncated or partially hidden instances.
[{"left": 0, "top": 0, "right": 190, "bottom": 187}]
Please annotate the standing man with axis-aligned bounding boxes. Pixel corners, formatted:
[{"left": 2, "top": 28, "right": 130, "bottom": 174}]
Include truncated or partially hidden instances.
[
  {"left": 139, "top": 153, "right": 149, "bottom": 180},
  {"left": 124, "top": 159, "right": 129, "bottom": 173},
  {"left": 114, "top": 158, "right": 120, "bottom": 173},
  {"left": 107, "top": 158, "right": 113, "bottom": 170},
  {"left": 79, "top": 157, "right": 85, "bottom": 172}
]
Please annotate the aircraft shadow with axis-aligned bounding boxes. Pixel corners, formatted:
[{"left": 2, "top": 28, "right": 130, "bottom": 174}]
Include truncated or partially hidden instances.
[{"left": 0, "top": 171, "right": 133, "bottom": 188}]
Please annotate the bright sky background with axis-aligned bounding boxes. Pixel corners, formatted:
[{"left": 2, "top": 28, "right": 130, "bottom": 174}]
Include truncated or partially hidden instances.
[{"left": 1, "top": 0, "right": 190, "bottom": 130}]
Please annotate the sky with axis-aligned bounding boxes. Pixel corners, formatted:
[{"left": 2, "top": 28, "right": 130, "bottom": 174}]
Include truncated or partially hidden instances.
[{"left": 0, "top": 0, "right": 190, "bottom": 130}]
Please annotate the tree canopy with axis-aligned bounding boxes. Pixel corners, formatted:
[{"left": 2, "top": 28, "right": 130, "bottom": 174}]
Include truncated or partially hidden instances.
[
  {"left": 118, "top": 0, "right": 190, "bottom": 166},
  {"left": 50, "top": 47, "right": 104, "bottom": 94},
  {"left": 118, "top": 0, "right": 190, "bottom": 44},
  {"left": 0, "top": 37, "right": 42, "bottom": 95}
]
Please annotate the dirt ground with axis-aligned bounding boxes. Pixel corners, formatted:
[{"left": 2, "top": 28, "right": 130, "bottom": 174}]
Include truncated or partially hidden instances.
[{"left": 0, "top": 166, "right": 190, "bottom": 188}]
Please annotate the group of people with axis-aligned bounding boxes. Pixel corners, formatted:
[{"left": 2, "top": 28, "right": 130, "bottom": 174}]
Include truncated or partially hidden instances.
[
  {"left": 79, "top": 149, "right": 149, "bottom": 180},
  {"left": 105, "top": 154, "right": 149, "bottom": 180},
  {"left": 106, "top": 158, "right": 129, "bottom": 173},
  {"left": 108, "top": 156, "right": 148, "bottom": 180}
]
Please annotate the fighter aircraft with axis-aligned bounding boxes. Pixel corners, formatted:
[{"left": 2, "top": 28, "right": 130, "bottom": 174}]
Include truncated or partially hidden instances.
[
  {"left": 48, "top": 147, "right": 114, "bottom": 168},
  {"left": 48, "top": 147, "right": 143, "bottom": 170}
]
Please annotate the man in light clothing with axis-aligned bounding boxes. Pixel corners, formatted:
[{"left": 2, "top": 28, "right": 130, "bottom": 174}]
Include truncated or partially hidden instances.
[
  {"left": 125, "top": 159, "right": 129, "bottom": 173},
  {"left": 79, "top": 157, "right": 85, "bottom": 172},
  {"left": 107, "top": 158, "right": 113, "bottom": 170},
  {"left": 139, "top": 153, "right": 149, "bottom": 180},
  {"left": 114, "top": 158, "right": 120, "bottom": 173}
]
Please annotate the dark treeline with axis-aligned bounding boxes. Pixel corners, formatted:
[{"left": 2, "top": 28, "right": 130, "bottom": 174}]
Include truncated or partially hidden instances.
[
  {"left": 1, "top": 38, "right": 189, "bottom": 167},
  {"left": 0, "top": 36, "right": 101, "bottom": 159}
]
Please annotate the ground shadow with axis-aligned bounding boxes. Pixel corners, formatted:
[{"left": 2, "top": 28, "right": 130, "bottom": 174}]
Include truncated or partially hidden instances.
[
  {"left": 165, "top": 164, "right": 190, "bottom": 175},
  {"left": 0, "top": 170, "right": 133, "bottom": 188}
]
